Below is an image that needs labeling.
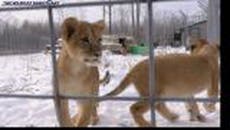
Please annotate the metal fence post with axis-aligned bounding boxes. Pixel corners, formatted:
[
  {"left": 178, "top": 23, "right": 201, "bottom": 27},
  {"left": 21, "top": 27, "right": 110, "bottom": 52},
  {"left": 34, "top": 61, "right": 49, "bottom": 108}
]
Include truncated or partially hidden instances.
[
  {"left": 207, "top": 0, "right": 220, "bottom": 44},
  {"left": 147, "top": 0, "right": 156, "bottom": 127},
  {"left": 131, "top": 0, "right": 135, "bottom": 37},
  {"left": 47, "top": 0, "right": 62, "bottom": 126},
  {"left": 109, "top": 0, "right": 112, "bottom": 34},
  {"left": 136, "top": 0, "right": 140, "bottom": 44}
]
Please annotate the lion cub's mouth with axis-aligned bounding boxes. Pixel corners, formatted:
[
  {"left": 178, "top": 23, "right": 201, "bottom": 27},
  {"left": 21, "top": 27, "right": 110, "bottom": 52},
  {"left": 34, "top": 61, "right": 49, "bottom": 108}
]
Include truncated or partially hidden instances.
[{"left": 84, "top": 57, "right": 101, "bottom": 67}]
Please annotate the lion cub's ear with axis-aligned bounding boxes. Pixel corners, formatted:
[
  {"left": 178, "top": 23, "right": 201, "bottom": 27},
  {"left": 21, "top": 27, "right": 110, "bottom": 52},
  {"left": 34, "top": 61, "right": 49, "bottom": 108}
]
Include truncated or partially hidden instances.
[
  {"left": 212, "top": 43, "right": 220, "bottom": 51},
  {"left": 61, "top": 17, "right": 78, "bottom": 41},
  {"left": 92, "top": 20, "right": 105, "bottom": 34},
  {"left": 216, "top": 44, "right": 220, "bottom": 50}
]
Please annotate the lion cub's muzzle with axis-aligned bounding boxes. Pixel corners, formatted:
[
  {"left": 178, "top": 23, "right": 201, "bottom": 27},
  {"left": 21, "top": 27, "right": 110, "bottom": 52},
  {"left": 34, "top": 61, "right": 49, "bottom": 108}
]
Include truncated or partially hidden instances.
[{"left": 84, "top": 52, "right": 102, "bottom": 67}]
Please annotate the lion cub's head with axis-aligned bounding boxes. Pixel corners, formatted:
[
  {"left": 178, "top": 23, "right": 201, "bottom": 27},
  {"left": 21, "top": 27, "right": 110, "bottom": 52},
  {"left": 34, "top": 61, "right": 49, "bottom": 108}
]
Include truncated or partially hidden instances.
[
  {"left": 190, "top": 39, "right": 219, "bottom": 58},
  {"left": 61, "top": 17, "right": 105, "bottom": 66}
]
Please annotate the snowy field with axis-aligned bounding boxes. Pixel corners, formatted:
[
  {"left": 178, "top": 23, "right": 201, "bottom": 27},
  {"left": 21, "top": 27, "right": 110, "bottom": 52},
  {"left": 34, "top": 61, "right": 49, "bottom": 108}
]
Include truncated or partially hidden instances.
[{"left": 0, "top": 46, "right": 220, "bottom": 127}]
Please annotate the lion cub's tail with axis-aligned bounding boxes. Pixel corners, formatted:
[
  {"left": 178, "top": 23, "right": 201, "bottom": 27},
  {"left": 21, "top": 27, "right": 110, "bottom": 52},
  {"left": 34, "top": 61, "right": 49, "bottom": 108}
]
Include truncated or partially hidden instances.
[{"left": 102, "top": 71, "right": 132, "bottom": 97}]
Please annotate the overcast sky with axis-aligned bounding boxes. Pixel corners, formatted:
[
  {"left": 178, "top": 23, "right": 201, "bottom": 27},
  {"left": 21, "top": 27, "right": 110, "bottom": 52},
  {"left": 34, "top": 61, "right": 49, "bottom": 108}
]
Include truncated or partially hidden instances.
[{"left": 0, "top": 0, "right": 202, "bottom": 25}]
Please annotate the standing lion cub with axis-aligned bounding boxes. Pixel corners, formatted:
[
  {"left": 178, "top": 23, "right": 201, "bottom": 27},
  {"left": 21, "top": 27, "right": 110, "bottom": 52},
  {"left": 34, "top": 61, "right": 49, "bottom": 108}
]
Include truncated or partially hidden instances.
[
  {"left": 57, "top": 17, "right": 105, "bottom": 127},
  {"left": 102, "top": 39, "right": 219, "bottom": 127}
]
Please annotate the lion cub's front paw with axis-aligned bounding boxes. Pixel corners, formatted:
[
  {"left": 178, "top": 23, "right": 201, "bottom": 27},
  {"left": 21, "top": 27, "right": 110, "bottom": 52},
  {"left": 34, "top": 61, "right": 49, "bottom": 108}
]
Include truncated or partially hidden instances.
[
  {"left": 190, "top": 114, "right": 206, "bottom": 122},
  {"left": 197, "top": 114, "right": 206, "bottom": 122},
  {"left": 71, "top": 113, "right": 79, "bottom": 126},
  {"left": 91, "top": 115, "right": 99, "bottom": 125},
  {"left": 168, "top": 113, "right": 179, "bottom": 122}
]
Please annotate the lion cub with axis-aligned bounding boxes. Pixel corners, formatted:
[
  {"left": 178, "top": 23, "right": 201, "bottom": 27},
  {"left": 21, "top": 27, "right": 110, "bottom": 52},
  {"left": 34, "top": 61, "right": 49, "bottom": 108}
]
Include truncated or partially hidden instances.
[
  {"left": 189, "top": 39, "right": 219, "bottom": 114},
  {"left": 57, "top": 17, "right": 105, "bottom": 127},
  {"left": 102, "top": 39, "right": 219, "bottom": 126}
]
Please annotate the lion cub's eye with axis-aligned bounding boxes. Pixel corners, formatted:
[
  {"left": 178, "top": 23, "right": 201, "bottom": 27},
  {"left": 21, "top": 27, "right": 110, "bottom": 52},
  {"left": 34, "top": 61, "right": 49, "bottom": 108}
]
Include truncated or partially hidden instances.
[
  {"left": 97, "top": 38, "right": 102, "bottom": 45},
  {"left": 191, "top": 45, "right": 196, "bottom": 51},
  {"left": 81, "top": 37, "right": 90, "bottom": 44}
]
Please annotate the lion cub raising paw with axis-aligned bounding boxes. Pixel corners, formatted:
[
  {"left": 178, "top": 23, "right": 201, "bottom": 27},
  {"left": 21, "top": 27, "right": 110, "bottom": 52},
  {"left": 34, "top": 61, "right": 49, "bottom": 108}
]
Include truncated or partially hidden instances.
[{"left": 57, "top": 17, "right": 106, "bottom": 127}]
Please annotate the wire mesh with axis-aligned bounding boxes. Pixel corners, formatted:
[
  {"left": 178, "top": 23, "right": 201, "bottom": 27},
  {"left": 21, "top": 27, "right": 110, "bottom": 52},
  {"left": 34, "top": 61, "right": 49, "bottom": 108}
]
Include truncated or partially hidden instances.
[{"left": 0, "top": 0, "right": 220, "bottom": 127}]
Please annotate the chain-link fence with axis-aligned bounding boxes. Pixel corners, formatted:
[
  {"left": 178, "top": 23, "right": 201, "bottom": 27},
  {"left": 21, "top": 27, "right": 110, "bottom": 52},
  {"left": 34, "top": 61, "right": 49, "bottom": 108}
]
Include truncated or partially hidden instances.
[{"left": 0, "top": 0, "right": 220, "bottom": 127}]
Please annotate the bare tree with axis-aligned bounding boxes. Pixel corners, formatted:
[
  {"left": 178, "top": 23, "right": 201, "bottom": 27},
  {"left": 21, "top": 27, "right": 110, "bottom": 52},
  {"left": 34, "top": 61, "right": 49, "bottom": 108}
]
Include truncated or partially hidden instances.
[{"left": 197, "top": 0, "right": 208, "bottom": 14}]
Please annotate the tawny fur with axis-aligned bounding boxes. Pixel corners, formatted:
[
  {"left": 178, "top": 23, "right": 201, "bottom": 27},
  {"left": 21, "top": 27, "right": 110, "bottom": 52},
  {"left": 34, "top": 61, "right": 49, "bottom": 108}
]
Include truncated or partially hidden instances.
[
  {"left": 56, "top": 17, "right": 105, "bottom": 127},
  {"left": 103, "top": 39, "right": 219, "bottom": 127},
  {"left": 190, "top": 39, "right": 220, "bottom": 114}
]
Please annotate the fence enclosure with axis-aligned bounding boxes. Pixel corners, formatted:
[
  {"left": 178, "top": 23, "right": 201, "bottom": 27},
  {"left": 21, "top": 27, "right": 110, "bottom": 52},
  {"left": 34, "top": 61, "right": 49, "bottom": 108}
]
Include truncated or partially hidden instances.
[{"left": 0, "top": 0, "right": 220, "bottom": 127}]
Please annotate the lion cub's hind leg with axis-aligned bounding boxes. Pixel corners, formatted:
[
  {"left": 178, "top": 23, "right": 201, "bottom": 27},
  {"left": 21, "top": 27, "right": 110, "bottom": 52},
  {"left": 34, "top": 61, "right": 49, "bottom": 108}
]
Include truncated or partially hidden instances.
[
  {"left": 90, "top": 104, "right": 99, "bottom": 125},
  {"left": 185, "top": 101, "right": 206, "bottom": 122},
  {"left": 59, "top": 99, "right": 74, "bottom": 127},
  {"left": 203, "top": 103, "right": 216, "bottom": 113},
  {"left": 72, "top": 104, "right": 99, "bottom": 126},
  {"left": 155, "top": 102, "right": 179, "bottom": 122},
  {"left": 130, "top": 101, "right": 152, "bottom": 127},
  {"left": 73, "top": 101, "right": 93, "bottom": 127}
]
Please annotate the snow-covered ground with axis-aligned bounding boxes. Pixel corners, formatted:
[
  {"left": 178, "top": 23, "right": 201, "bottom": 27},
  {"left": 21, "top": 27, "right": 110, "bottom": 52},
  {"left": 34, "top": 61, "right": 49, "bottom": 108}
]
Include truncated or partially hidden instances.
[{"left": 0, "top": 46, "right": 220, "bottom": 127}]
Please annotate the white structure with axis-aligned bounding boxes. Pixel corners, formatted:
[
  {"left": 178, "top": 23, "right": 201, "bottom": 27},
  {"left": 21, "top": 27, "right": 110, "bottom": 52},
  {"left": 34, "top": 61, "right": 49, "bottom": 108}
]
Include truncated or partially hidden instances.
[{"left": 207, "top": 0, "right": 220, "bottom": 44}]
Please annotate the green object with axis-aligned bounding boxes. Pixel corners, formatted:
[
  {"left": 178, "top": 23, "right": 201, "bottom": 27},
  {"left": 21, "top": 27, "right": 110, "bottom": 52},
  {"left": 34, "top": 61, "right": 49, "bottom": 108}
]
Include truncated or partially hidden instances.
[{"left": 129, "top": 45, "right": 149, "bottom": 55}]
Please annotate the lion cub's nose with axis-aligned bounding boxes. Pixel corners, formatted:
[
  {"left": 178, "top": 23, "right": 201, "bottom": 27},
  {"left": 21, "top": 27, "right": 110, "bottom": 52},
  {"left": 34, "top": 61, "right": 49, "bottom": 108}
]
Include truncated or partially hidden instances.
[{"left": 95, "top": 52, "right": 101, "bottom": 57}]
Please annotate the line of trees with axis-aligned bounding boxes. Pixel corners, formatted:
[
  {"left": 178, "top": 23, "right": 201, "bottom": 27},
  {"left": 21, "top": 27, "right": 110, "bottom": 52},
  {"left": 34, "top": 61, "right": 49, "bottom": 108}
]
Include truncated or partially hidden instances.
[
  {"left": 0, "top": 3, "right": 207, "bottom": 55},
  {"left": 0, "top": 20, "right": 61, "bottom": 55}
]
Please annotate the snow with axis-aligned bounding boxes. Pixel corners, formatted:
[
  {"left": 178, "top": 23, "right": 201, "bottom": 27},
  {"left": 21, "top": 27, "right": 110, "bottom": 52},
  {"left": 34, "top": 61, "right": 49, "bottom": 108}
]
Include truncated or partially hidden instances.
[{"left": 0, "top": 46, "right": 220, "bottom": 127}]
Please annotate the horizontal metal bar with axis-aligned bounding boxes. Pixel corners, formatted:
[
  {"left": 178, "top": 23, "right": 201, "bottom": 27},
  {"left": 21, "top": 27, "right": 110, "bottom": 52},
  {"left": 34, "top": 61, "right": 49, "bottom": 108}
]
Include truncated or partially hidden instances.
[
  {"left": 0, "top": 94, "right": 54, "bottom": 99},
  {"left": 51, "top": 0, "right": 191, "bottom": 9},
  {"left": 0, "top": 93, "right": 220, "bottom": 103},
  {"left": 53, "top": 0, "right": 137, "bottom": 9},
  {"left": 0, "top": 0, "right": 194, "bottom": 12}
]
